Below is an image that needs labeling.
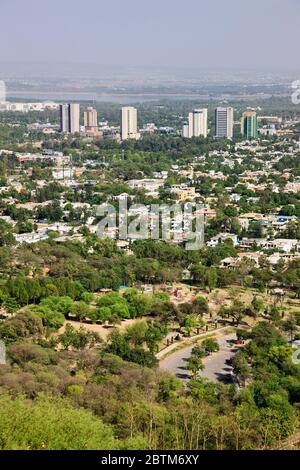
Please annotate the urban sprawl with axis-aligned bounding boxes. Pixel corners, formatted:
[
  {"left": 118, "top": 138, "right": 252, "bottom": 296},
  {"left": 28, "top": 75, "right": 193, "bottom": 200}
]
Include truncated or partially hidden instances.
[{"left": 1, "top": 95, "right": 300, "bottom": 450}]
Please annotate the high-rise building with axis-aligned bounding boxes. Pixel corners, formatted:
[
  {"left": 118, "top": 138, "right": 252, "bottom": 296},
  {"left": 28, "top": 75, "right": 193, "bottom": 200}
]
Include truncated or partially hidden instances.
[
  {"left": 84, "top": 106, "right": 100, "bottom": 137},
  {"left": 215, "top": 107, "right": 234, "bottom": 139},
  {"left": 60, "top": 104, "right": 69, "bottom": 133},
  {"left": 0, "top": 80, "right": 6, "bottom": 103},
  {"left": 241, "top": 111, "right": 258, "bottom": 139},
  {"left": 60, "top": 103, "right": 80, "bottom": 134},
  {"left": 120, "top": 106, "right": 140, "bottom": 140},
  {"left": 187, "top": 109, "right": 208, "bottom": 138},
  {"left": 182, "top": 124, "right": 189, "bottom": 138},
  {"left": 69, "top": 103, "right": 80, "bottom": 133}
]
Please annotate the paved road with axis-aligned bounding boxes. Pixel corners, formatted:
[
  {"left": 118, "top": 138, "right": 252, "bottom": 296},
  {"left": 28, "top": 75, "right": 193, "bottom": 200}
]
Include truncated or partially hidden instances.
[
  {"left": 160, "top": 333, "right": 238, "bottom": 384},
  {"left": 156, "top": 326, "right": 228, "bottom": 360}
]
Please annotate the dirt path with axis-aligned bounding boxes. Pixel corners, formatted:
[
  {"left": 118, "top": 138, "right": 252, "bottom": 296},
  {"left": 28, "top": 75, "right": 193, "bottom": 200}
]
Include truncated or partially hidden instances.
[{"left": 58, "top": 318, "right": 140, "bottom": 341}]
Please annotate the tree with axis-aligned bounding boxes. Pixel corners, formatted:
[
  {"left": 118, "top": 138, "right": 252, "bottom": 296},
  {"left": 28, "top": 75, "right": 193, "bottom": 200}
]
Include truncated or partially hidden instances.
[
  {"left": 267, "top": 307, "right": 282, "bottom": 324},
  {"left": 7, "top": 342, "right": 56, "bottom": 366},
  {"left": 96, "top": 293, "right": 130, "bottom": 319},
  {"left": 158, "top": 374, "right": 183, "bottom": 401},
  {"left": 125, "top": 321, "right": 149, "bottom": 347},
  {"left": 202, "top": 338, "right": 220, "bottom": 354},
  {"left": 0, "top": 393, "right": 117, "bottom": 450},
  {"left": 80, "top": 292, "right": 95, "bottom": 304},
  {"left": 110, "top": 302, "right": 130, "bottom": 319},
  {"left": 97, "top": 292, "right": 124, "bottom": 308},
  {"left": 92, "top": 306, "right": 111, "bottom": 323},
  {"left": 268, "top": 345, "right": 292, "bottom": 366},
  {"left": 108, "top": 313, "right": 122, "bottom": 327},
  {"left": 206, "top": 268, "right": 218, "bottom": 292},
  {"left": 229, "top": 300, "right": 246, "bottom": 326},
  {"left": 153, "top": 292, "right": 170, "bottom": 303},
  {"left": 151, "top": 301, "right": 180, "bottom": 326},
  {"left": 224, "top": 206, "right": 238, "bottom": 217},
  {"left": 183, "top": 315, "right": 198, "bottom": 336},
  {"left": 294, "top": 312, "right": 300, "bottom": 327},
  {"left": 0, "top": 220, "right": 16, "bottom": 247},
  {"left": 144, "top": 322, "right": 167, "bottom": 353},
  {"left": 191, "top": 296, "right": 209, "bottom": 316},
  {"left": 187, "top": 356, "right": 204, "bottom": 377},
  {"left": 123, "top": 288, "right": 152, "bottom": 318},
  {"left": 232, "top": 352, "right": 251, "bottom": 386},
  {"left": 25, "top": 305, "right": 65, "bottom": 330},
  {"left": 251, "top": 321, "right": 284, "bottom": 348},
  {"left": 0, "top": 312, "right": 44, "bottom": 344},
  {"left": 191, "top": 345, "right": 206, "bottom": 359},
  {"left": 282, "top": 319, "right": 297, "bottom": 342},
  {"left": 106, "top": 325, "right": 159, "bottom": 368},
  {"left": 58, "top": 324, "right": 101, "bottom": 350},
  {"left": 70, "top": 301, "right": 92, "bottom": 322},
  {"left": 0, "top": 290, "right": 20, "bottom": 313},
  {"left": 40, "top": 296, "right": 73, "bottom": 316},
  {"left": 251, "top": 297, "right": 266, "bottom": 317}
]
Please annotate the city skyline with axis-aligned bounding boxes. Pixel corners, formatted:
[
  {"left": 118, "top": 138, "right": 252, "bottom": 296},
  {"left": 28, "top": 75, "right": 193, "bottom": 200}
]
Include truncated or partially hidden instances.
[{"left": 55, "top": 101, "right": 269, "bottom": 140}]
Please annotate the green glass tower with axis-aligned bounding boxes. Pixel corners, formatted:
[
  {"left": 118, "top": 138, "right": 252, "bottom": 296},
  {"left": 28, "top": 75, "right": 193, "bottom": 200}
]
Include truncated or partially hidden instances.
[{"left": 241, "top": 111, "right": 258, "bottom": 139}]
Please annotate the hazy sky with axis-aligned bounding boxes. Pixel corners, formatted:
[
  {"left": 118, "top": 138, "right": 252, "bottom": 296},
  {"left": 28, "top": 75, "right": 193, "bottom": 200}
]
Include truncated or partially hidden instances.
[{"left": 0, "top": 0, "right": 299, "bottom": 70}]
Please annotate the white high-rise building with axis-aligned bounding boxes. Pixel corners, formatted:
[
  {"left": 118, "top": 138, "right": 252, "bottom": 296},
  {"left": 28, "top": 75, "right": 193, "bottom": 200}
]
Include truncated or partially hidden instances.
[
  {"left": 120, "top": 106, "right": 140, "bottom": 140},
  {"left": 69, "top": 103, "right": 80, "bottom": 133},
  {"left": 182, "top": 124, "right": 189, "bottom": 138},
  {"left": 187, "top": 109, "right": 208, "bottom": 138},
  {"left": 215, "top": 107, "right": 234, "bottom": 139},
  {"left": 0, "top": 80, "right": 6, "bottom": 103},
  {"left": 60, "top": 103, "right": 80, "bottom": 134}
]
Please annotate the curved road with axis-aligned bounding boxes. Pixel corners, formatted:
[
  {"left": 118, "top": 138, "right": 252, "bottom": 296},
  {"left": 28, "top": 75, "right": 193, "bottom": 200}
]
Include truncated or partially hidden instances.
[{"left": 160, "top": 333, "right": 238, "bottom": 383}]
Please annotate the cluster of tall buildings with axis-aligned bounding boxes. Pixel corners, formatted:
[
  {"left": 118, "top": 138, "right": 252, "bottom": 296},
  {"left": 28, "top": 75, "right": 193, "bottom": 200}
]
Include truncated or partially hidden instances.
[
  {"left": 60, "top": 103, "right": 101, "bottom": 137},
  {"left": 59, "top": 104, "right": 140, "bottom": 141},
  {"left": 183, "top": 107, "right": 233, "bottom": 139},
  {"left": 183, "top": 107, "right": 258, "bottom": 140},
  {"left": 59, "top": 103, "right": 259, "bottom": 141}
]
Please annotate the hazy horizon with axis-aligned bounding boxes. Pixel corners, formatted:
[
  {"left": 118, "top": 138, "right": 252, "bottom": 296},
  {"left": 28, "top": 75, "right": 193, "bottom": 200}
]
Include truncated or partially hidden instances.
[{"left": 0, "top": 0, "right": 299, "bottom": 75}]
